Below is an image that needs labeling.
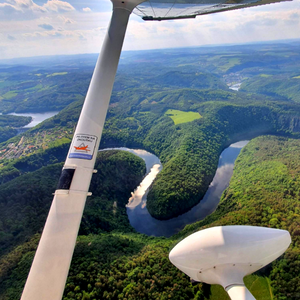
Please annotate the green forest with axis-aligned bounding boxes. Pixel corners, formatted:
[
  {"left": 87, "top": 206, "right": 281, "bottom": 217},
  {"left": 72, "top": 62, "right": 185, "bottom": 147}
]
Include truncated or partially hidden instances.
[
  {"left": 1, "top": 136, "right": 300, "bottom": 299},
  {"left": 1, "top": 42, "right": 300, "bottom": 299},
  {"left": 0, "top": 115, "right": 31, "bottom": 143}
]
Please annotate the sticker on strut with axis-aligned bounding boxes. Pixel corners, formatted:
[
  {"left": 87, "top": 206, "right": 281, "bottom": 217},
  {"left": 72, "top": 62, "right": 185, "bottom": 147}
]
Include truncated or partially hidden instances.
[{"left": 69, "top": 134, "right": 97, "bottom": 160}]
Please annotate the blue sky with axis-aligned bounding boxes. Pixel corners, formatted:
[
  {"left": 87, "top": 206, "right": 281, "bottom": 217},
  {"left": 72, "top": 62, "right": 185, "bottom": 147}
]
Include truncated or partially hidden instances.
[{"left": 1, "top": 0, "right": 300, "bottom": 59}]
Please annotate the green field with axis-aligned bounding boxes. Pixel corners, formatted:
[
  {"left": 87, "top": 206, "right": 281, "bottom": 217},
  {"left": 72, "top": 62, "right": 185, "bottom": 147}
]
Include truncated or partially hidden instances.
[
  {"left": 25, "top": 84, "right": 43, "bottom": 91},
  {"left": 165, "top": 109, "right": 202, "bottom": 125},
  {"left": 205, "top": 276, "right": 273, "bottom": 300},
  {"left": 260, "top": 74, "right": 272, "bottom": 78},
  {"left": 245, "top": 275, "right": 273, "bottom": 300},
  {"left": 46, "top": 72, "right": 68, "bottom": 77},
  {"left": 219, "top": 58, "right": 241, "bottom": 72},
  {"left": 2, "top": 91, "right": 18, "bottom": 99}
]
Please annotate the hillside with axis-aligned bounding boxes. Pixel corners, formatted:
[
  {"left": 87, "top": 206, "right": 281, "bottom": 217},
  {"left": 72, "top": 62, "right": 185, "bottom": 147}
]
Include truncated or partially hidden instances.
[
  {"left": 178, "top": 135, "right": 300, "bottom": 299},
  {"left": 2, "top": 85, "right": 300, "bottom": 221},
  {"left": 0, "top": 150, "right": 145, "bottom": 258},
  {"left": 1, "top": 135, "right": 299, "bottom": 299},
  {"left": 0, "top": 115, "right": 31, "bottom": 144},
  {"left": 240, "top": 75, "right": 300, "bottom": 103},
  {"left": 1, "top": 43, "right": 300, "bottom": 299},
  {"left": 0, "top": 150, "right": 145, "bottom": 299},
  {"left": 58, "top": 135, "right": 300, "bottom": 300}
]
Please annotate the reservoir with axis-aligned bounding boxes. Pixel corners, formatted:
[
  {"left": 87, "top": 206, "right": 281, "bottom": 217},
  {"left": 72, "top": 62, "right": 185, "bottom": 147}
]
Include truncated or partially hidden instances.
[
  {"left": 229, "top": 83, "right": 242, "bottom": 91},
  {"left": 9, "top": 111, "right": 59, "bottom": 128},
  {"left": 124, "top": 140, "right": 249, "bottom": 237}
]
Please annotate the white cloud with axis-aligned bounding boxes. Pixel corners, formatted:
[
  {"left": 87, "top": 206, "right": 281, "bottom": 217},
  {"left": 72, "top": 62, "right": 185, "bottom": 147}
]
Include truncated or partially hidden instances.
[
  {"left": 8, "top": 0, "right": 45, "bottom": 12},
  {"left": 43, "top": 0, "right": 75, "bottom": 12},
  {"left": 58, "top": 15, "right": 76, "bottom": 24},
  {"left": 0, "top": 3, "right": 21, "bottom": 14},
  {"left": 123, "top": 3, "right": 300, "bottom": 51},
  {"left": 8, "top": 0, "right": 46, "bottom": 13},
  {"left": 23, "top": 30, "right": 63, "bottom": 38},
  {"left": 0, "top": 0, "right": 45, "bottom": 20},
  {"left": 1, "top": 0, "right": 300, "bottom": 59},
  {"left": 0, "top": 0, "right": 74, "bottom": 20},
  {"left": 83, "top": 7, "right": 91, "bottom": 13},
  {"left": 284, "top": 11, "right": 300, "bottom": 25}
]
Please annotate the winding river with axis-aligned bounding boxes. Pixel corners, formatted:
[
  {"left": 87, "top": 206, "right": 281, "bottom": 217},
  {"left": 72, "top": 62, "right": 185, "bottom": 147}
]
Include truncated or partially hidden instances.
[
  {"left": 6, "top": 110, "right": 248, "bottom": 237},
  {"left": 104, "top": 141, "right": 249, "bottom": 237}
]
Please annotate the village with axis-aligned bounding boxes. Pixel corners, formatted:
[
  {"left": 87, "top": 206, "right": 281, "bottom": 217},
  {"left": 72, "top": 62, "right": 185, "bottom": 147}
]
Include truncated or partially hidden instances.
[
  {"left": 0, "top": 128, "right": 72, "bottom": 161},
  {"left": 223, "top": 72, "right": 246, "bottom": 87}
]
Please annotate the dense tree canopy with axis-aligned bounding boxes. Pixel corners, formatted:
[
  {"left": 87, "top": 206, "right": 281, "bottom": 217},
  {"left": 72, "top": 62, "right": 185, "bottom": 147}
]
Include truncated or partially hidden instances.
[{"left": 1, "top": 44, "right": 300, "bottom": 299}]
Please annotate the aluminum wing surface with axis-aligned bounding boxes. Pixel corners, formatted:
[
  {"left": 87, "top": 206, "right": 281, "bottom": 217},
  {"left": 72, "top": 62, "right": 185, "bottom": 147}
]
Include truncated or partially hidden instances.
[{"left": 134, "top": 0, "right": 291, "bottom": 20}]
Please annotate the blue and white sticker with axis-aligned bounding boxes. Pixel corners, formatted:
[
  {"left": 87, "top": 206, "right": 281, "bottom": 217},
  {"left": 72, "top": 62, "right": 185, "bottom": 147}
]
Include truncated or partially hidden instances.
[{"left": 69, "top": 134, "right": 97, "bottom": 160}]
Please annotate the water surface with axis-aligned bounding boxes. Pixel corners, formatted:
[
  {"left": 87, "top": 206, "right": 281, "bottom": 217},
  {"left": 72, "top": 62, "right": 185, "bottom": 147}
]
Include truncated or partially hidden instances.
[
  {"left": 229, "top": 83, "right": 242, "bottom": 91},
  {"left": 9, "top": 111, "right": 59, "bottom": 128},
  {"left": 125, "top": 141, "right": 249, "bottom": 237}
]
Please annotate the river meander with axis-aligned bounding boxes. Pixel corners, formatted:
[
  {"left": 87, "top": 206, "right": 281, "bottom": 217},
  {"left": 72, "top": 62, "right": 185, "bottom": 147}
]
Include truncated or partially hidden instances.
[{"left": 103, "top": 141, "right": 249, "bottom": 237}]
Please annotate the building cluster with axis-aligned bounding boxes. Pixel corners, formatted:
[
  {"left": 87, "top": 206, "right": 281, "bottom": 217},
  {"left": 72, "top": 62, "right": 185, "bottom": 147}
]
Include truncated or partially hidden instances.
[
  {"left": 223, "top": 72, "right": 245, "bottom": 87},
  {"left": 0, "top": 129, "right": 72, "bottom": 161}
]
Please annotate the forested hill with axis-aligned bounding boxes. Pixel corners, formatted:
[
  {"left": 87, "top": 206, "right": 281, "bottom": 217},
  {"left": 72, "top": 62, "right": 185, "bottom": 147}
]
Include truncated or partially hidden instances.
[
  {"left": 2, "top": 43, "right": 300, "bottom": 223},
  {"left": 2, "top": 86, "right": 300, "bottom": 221},
  {"left": 0, "top": 150, "right": 146, "bottom": 299},
  {"left": 240, "top": 74, "right": 300, "bottom": 103},
  {"left": 0, "top": 115, "right": 31, "bottom": 143},
  {"left": 2, "top": 84, "right": 300, "bottom": 221},
  {"left": 1, "top": 43, "right": 300, "bottom": 299},
  {"left": 178, "top": 135, "right": 300, "bottom": 299},
  {"left": 1, "top": 135, "right": 300, "bottom": 299},
  {"left": 0, "top": 150, "right": 145, "bottom": 258}
]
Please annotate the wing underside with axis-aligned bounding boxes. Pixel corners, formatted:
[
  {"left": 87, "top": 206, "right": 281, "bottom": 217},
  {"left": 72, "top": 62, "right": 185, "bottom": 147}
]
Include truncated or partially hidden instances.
[{"left": 134, "top": 0, "right": 291, "bottom": 20}]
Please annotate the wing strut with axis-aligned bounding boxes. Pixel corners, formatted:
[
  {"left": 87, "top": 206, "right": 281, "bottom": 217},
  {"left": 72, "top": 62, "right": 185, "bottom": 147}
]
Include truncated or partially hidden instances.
[{"left": 21, "top": 2, "right": 138, "bottom": 299}]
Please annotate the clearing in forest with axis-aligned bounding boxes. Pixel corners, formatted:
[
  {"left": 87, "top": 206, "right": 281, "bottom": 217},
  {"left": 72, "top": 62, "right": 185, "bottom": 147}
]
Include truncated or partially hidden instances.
[
  {"left": 46, "top": 72, "right": 68, "bottom": 77},
  {"left": 165, "top": 109, "right": 202, "bottom": 125}
]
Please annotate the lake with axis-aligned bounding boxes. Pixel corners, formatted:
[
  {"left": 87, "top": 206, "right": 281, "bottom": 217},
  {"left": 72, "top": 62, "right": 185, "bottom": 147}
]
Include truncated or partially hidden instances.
[
  {"left": 229, "top": 83, "right": 242, "bottom": 91},
  {"left": 9, "top": 111, "right": 59, "bottom": 128}
]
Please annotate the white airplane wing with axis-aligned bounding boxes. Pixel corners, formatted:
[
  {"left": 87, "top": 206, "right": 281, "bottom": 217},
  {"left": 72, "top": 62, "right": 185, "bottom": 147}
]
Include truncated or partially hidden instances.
[{"left": 134, "top": 0, "right": 291, "bottom": 20}]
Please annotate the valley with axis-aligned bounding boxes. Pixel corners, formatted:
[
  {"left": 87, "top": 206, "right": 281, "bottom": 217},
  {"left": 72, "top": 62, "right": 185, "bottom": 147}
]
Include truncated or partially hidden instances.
[{"left": 0, "top": 41, "right": 300, "bottom": 299}]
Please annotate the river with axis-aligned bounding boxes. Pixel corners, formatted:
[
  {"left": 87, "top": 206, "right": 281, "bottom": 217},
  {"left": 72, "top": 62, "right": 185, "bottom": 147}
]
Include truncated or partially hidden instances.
[
  {"left": 229, "top": 83, "right": 242, "bottom": 91},
  {"left": 119, "top": 140, "right": 249, "bottom": 237}
]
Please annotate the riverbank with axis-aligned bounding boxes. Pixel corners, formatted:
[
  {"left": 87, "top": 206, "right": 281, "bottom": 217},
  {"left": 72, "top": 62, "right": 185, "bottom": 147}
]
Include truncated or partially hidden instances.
[
  {"left": 9, "top": 111, "right": 59, "bottom": 128},
  {"left": 101, "top": 141, "right": 249, "bottom": 237}
]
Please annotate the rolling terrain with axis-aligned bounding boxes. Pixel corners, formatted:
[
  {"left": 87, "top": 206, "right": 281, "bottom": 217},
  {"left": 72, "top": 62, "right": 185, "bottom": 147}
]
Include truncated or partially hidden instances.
[
  {"left": 0, "top": 41, "right": 300, "bottom": 299},
  {"left": 1, "top": 136, "right": 299, "bottom": 300}
]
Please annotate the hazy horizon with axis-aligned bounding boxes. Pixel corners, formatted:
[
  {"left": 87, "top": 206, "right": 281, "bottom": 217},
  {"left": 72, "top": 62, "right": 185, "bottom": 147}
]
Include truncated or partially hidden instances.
[
  {"left": 1, "top": 37, "right": 300, "bottom": 64},
  {"left": 1, "top": 0, "right": 300, "bottom": 60}
]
